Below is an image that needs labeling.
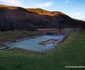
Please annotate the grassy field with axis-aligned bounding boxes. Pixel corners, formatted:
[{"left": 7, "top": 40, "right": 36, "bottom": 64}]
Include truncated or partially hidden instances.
[{"left": 0, "top": 32, "right": 85, "bottom": 70}]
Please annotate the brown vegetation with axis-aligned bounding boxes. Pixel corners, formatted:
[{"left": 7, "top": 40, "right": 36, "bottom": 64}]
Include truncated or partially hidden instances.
[{"left": 39, "top": 39, "right": 59, "bottom": 45}]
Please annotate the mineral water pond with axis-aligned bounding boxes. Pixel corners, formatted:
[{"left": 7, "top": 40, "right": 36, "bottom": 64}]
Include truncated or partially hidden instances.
[{"left": 8, "top": 35, "right": 64, "bottom": 52}]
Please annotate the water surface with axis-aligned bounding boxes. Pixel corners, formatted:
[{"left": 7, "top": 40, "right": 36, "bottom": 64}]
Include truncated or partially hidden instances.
[{"left": 8, "top": 35, "right": 64, "bottom": 52}]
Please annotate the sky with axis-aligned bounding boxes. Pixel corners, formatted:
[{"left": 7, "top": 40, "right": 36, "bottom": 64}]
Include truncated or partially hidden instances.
[{"left": 0, "top": 0, "right": 85, "bottom": 20}]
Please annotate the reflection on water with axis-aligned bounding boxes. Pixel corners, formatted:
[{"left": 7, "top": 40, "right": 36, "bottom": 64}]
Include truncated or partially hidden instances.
[{"left": 8, "top": 35, "right": 64, "bottom": 52}]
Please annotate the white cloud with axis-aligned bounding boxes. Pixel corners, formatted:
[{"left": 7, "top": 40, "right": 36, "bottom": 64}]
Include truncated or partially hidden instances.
[
  {"left": 65, "top": 0, "right": 70, "bottom": 3},
  {"left": 0, "top": 0, "right": 22, "bottom": 6},
  {"left": 70, "top": 12, "right": 84, "bottom": 19},
  {"left": 43, "top": 1, "right": 52, "bottom": 7},
  {"left": 0, "top": 0, "right": 52, "bottom": 8},
  {"left": 75, "top": 12, "right": 81, "bottom": 15},
  {"left": 33, "top": 1, "right": 52, "bottom": 8}
]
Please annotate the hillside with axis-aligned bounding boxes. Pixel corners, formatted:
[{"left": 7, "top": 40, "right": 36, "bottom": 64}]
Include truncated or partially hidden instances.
[
  {"left": 26, "top": 8, "right": 61, "bottom": 16},
  {"left": 0, "top": 4, "right": 84, "bottom": 31}
]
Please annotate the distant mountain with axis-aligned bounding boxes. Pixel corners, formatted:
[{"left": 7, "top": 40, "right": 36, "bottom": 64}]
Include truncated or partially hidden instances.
[{"left": 0, "top": 4, "right": 85, "bottom": 31}]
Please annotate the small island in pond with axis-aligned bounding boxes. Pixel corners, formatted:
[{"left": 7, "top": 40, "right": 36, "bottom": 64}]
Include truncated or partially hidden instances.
[{"left": 39, "top": 39, "right": 59, "bottom": 45}]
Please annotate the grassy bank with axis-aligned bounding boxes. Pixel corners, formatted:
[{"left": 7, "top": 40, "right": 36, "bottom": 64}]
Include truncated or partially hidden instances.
[
  {"left": 0, "top": 32, "right": 85, "bottom": 70},
  {"left": 0, "top": 30, "right": 41, "bottom": 42},
  {"left": 0, "top": 30, "right": 41, "bottom": 47}
]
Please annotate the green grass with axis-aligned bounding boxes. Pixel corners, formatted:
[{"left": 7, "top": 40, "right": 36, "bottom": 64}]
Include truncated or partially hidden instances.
[
  {"left": 0, "top": 32, "right": 85, "bottom": 70},
  {"left": 9, "top": 48, "right": 37, "bottom": 55},
  {"left": 0, "top": 30, "right": 41, "bottom": 42}
]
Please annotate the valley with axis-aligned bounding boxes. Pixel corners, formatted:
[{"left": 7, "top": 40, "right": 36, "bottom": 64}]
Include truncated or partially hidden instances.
[{"left": 0, "top": 4, "right": 85, "bottom": 70}]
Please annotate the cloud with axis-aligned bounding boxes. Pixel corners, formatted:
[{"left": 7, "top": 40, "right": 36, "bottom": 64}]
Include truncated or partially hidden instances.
[
  {"left": 0, "top": 0, "right": 52, "bottom": 8},
  {"left": 0, "top": 0, "right": 22, "bottom": 6},
  {"left": 65, "top": 0, "right": 70, "bottom": 3},
  {"left": 21, "top": 1, "right": 53, "bottom": 8},
  {"left": 33, "top": 1, "right": 52, "bottom": 8},
  {"left": 70, "top": 12, "right": 83, "bottom": 19},
  {"left": 43, "top": 1, "right": 52, "bottom": 7},
  {"left": 75, "top": 12, "right": 81, "bottom": 15}
]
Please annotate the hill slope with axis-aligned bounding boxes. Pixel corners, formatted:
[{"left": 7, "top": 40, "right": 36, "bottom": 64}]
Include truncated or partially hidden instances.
[
  {"left": 0, "top": 4, "right": 84, "bottom": 31},
  {"left": 26, "top": 8, "right": 62, "bottom": 16}
]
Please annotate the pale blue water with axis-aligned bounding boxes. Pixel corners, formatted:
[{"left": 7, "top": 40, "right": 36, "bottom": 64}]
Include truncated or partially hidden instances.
[{"left": 8, "top": 35, "right": 64, "bottom": 52}]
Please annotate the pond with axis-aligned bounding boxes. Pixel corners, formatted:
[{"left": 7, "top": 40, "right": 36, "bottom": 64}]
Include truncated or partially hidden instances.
[{"left": 7, "top": 35, "right": 64, "bottom": 53}]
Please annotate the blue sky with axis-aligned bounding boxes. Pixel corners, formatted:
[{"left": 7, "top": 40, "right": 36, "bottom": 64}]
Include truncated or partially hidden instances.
[{"left": 0, "top": 0, "right": 85, "bottom": 20}]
